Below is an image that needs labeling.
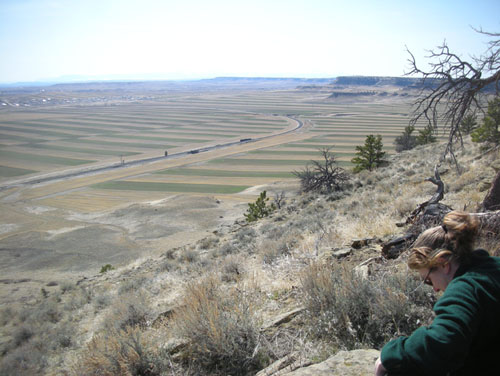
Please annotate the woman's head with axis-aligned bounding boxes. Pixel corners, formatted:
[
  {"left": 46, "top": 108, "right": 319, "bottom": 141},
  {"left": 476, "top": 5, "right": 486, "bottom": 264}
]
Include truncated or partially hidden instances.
[{"left": 408, "top": 211, "right": 479, "bottom": 271}]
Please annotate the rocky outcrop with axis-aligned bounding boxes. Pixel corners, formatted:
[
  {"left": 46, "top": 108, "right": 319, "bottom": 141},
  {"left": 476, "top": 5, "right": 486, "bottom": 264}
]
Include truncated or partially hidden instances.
[{"left": 281, "top": 349, "right": 379, "bottom": 376}]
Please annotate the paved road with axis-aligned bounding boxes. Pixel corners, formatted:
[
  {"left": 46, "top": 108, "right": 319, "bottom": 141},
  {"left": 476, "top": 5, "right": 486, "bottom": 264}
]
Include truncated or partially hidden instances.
[{"left": 0, "top": 115, "right": 303, "bottom": 191}]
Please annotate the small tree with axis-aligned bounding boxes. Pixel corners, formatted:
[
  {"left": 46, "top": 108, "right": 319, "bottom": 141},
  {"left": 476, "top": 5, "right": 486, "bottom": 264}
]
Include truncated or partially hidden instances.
[
  {"left": 394, "top": 125, "right": 417, "bottom": 152},
  {"left": 460, "top": 114, "right": 478, "bottom": 135},
  {"left": 100, "top": 264, "right": 114, "bottom": 273},
  {"left": 244, "top": 191, "right": 276, "bottom": 222},
  {"left": 351, "top": 135, "right": 386, "bottom": 173},
  {"left": 293, "top": 148, "right": 350, "bottom": 193},
  {"left": 416, "top": 124, "right": 437, "bottom": 145},
  {"left": 471, "top": 96, "right": 500, "bottom": 145}
]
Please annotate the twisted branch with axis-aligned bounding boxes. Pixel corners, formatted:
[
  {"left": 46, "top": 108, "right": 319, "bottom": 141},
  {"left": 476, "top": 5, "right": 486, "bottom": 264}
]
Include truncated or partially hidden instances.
[{"left": 406, "top": 29, "right": 500, "bottom": 167}]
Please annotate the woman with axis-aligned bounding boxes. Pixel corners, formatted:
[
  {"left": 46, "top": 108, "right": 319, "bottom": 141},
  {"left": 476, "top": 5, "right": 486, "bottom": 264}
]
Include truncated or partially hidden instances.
[{"left": 375, "top": 211, "right": 500, "bottom": 376}]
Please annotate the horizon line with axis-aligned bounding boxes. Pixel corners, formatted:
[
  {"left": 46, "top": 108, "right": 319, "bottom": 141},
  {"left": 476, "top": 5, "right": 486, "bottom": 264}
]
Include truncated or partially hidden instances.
[{"left": 0, "top": 74, "right": 418, "bottom": 88}]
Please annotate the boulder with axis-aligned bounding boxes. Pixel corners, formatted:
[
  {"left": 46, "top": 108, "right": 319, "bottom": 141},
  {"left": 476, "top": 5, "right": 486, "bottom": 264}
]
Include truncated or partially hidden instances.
[{"left": 281, "top": 349, "right": 379, "bottom": 376}]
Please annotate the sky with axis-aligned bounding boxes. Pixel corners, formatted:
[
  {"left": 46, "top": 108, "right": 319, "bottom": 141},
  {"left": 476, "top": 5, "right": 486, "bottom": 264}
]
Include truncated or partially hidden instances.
[{"left": 0, "top": 0, "right": 499, "bottom": 84}]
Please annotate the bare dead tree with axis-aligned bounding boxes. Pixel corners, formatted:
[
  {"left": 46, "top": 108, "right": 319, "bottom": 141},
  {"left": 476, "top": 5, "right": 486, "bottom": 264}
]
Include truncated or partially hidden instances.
[
  {"left": 403, "top": 165, "right": 451, "bottom": 226},
  {"left": 406, "top": 28, "right": 500, "bottom": 167},
  {"left": 293, "top": 148, "right": 350, "bottom": 194},
  {"left": 384, "top": 166, "right": 453, "bottom": 259},
  {"left": 273, "top": 191, "right": 286, "bottom": 209}
]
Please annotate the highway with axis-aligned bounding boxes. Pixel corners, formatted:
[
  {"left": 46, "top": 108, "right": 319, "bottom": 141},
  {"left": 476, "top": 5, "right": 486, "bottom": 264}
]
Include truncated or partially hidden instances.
[{"left": 0, "top": 115, "right": 303, "bottom": 191}]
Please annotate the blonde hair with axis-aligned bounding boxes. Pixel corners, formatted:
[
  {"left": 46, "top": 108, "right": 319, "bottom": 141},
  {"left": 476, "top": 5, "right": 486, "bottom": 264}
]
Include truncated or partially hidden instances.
[{"left": 408, "top": 211, "right": 479, "bottom": 270}]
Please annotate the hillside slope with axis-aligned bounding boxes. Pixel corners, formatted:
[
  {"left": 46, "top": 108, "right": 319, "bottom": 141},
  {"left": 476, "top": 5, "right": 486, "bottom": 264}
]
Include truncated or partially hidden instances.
[{"left": 0, "top": 137, "right": 498, "bottom": 375}]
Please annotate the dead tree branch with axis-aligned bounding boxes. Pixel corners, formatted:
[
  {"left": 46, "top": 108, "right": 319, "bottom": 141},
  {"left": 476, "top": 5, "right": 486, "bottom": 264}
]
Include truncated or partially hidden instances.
[
  {"left": 406, "top": 29, "right": 500, "bottom": 166},
  {"left": 383, "top": 165, "right": 500, "bottom": 259},
  {"left": 384, "top": 166, "right": 452, "bottom": 258},
  {"left": 402, "top": 165, "right": 448, "bottom": 225}
]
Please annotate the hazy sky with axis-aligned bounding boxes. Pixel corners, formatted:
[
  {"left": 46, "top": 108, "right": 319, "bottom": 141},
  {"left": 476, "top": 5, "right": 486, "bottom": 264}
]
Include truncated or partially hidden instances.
[{"left": 1, "top": 0, "right": 499, "bottom": 83}]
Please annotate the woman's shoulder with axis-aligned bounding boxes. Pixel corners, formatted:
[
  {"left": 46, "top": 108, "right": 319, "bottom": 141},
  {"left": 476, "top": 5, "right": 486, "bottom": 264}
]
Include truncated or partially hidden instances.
[
  {"left": 457, "top": 249, "right": 500, "bottom": 275},
  {"left": 450, "top": 252, "right": 500, "bottom": 294},
  {"left": 472, "top": 249, "right": 491, "bottom": 258},
  {"left": 470, "top": 249, "right": 500, "bottom": 269}
]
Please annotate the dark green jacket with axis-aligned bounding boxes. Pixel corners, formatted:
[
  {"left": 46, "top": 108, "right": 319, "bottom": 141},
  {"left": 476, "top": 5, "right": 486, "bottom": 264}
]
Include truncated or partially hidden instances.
[{"left": 381, "top": 250, "right": 500, "bottom": 376}]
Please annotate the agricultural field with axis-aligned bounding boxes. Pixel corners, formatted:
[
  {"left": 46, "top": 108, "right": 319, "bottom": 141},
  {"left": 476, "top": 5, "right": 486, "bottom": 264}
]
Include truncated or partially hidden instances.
[
  {"left": 0, "top": 99, "right": 290, "bottom": 179},
  {"left": 0, "top": 87, "right": 431, "bottom": 200}
]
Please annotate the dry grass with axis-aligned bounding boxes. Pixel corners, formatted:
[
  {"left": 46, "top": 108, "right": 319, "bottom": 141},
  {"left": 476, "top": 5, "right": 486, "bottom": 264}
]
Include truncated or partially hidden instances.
[
  {"left": 220, "top": 255, "right": 243, "bottom": 283},
  {"left": 259, "top": 238, "right": 293, "bottom": 265},
  {"left": 336, "top": 211, "right": 397, "bottom": 239},
  {"left": 0, "top": 287, "right": 93, "bottom": 375},
  {"left": 170, "top": 275, "right": 268, "bottom": 375},
  {"left": 71, "top": 327, "right": 171, "bottom": 376},
  {"left": 104, "top": 291, "right": 151, "bottom": 331}
]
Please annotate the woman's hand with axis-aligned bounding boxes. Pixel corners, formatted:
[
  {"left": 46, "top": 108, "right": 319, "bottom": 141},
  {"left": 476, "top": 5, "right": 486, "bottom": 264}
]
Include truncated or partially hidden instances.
[{"left": 374, "top": 357, "right": 387, "bottom": 376}]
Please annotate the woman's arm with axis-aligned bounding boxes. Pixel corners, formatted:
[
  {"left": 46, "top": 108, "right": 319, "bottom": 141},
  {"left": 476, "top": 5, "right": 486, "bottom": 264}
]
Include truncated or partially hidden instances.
[{"left": 381, "top": 278, "right": 481, "bottom": 375}]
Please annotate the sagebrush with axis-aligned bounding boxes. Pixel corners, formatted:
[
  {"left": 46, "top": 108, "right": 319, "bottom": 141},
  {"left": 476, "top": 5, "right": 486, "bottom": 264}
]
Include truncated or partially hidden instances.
[
  {"left": 301, "top": 262, "right": 435, "bottom": 349},
  {"left": 171, "top": 276, "right": 268, "bottom": 375}
]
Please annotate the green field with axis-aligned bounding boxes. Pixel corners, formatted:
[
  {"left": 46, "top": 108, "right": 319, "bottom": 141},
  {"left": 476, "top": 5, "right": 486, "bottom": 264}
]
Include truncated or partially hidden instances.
[
  {"left": 0, "top": 150, "right": 96, "bottom": 166},
  {"left": 206, "top": 157, "right": 352, "bottom": 167},
  {"left": 0, "top": 165, "right": 38, "bottom": 177},
  {"left": 247, "top": 149, "right": 357, "bottom": 157},
  {"left": 92, "top": 181, "right": 250, "bottom": 194},
  {"left": 155, "top": 168, "right": 295, "bottom": 178},
  {"left": 207, "top": 158, "right": 316, "bottom": 166}
]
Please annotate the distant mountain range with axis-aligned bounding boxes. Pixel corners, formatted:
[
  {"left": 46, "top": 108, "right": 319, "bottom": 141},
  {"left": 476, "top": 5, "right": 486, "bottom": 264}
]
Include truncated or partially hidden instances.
[
  {"left": 0, "top": 77, "right": 341, "bottom": 94},
  {"left": 0, "top": 75, "right": 420, "bottom": 89},
  {"left": 0, "top": 76, "right": 335, "bottom": 89},
  {"left": 0, "top": 76, "right": 435, "bottom": 93}
]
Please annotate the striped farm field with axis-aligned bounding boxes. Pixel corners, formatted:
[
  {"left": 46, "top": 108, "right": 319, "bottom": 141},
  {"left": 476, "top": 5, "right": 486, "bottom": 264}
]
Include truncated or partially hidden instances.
[
  {"left": 155, "top": 168, "right": 294, "bottom": 178},
  {"left": 201, "top": 153, "right": 353, "bottom": 169},
  {"left": 0, "top": 94, "right": 295, "bottom": 183},
  {"left": 207, "top": 158, "right": 316, "bottom": 166},
  {"left": 0, "top": 85, "right": 428, "bottom": 198},
  {"left": 0, "top": 150, "right": 96, "bottom": 166},
  {"left": 91, "top": 181, "right": 250, "bottom": 194},
  {"left": 25, "top": 143, "right": 142, "bottom": 157}
]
